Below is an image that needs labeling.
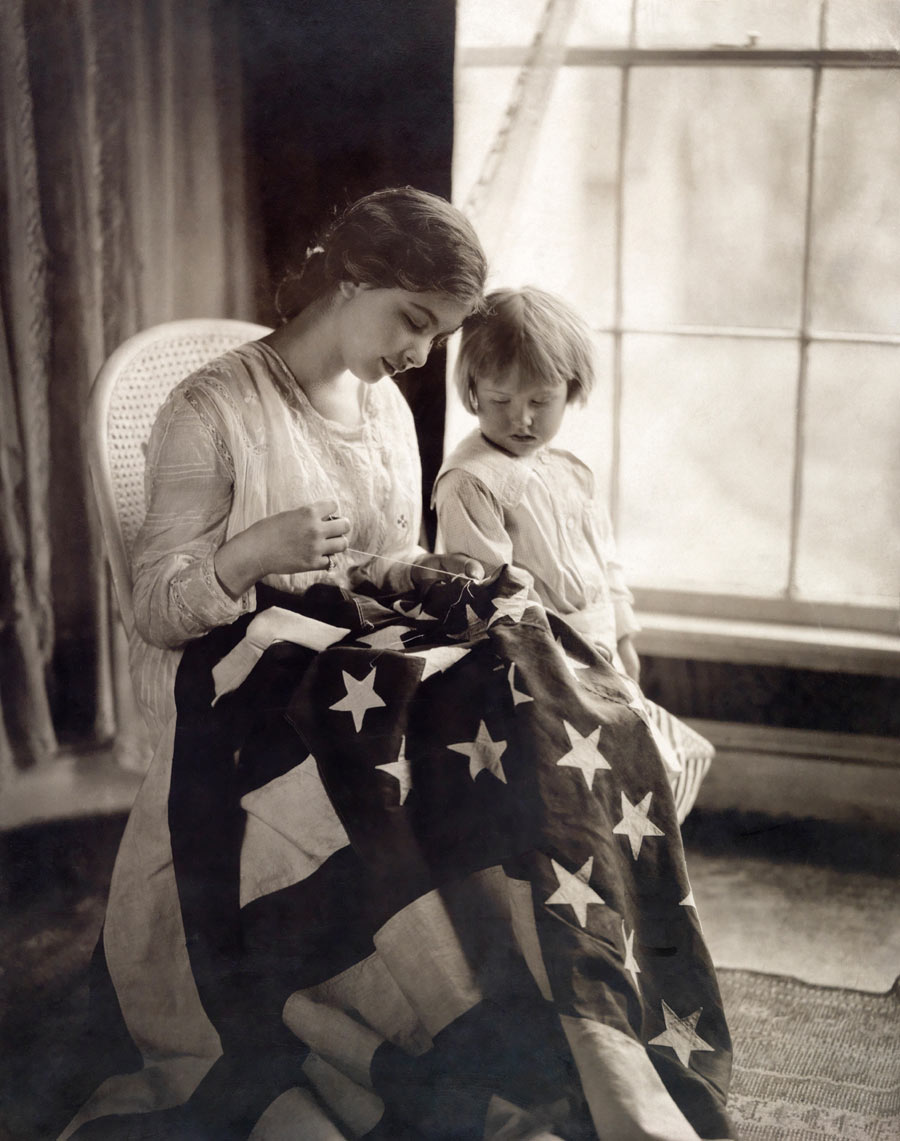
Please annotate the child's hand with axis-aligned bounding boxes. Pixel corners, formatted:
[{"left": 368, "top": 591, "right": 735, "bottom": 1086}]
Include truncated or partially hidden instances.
[
  {"left": 618, "top": 635, "right": 641, "bottom": 684},
  {"left": 410, "top": 552, "right": 485, "bottom": 590}
]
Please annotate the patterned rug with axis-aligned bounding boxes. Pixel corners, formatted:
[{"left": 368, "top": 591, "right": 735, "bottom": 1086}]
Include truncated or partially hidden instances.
[{"left": 719, "top": 969, "right": 900, "bottom": 1141}]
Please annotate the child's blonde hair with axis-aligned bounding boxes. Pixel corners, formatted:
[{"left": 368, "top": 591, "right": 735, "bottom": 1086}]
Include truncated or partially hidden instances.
[{"left": 454, "top": 286, "right": 596, "bottom": 413}]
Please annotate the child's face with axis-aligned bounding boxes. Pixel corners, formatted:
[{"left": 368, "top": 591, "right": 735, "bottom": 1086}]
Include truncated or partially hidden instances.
[{"left": 474, "top": 365, "right": 568, "bottom": 457}]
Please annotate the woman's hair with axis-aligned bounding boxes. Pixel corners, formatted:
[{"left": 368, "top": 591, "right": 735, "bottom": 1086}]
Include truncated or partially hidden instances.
[
  {"left": 277, "top": 187, "right": 488, "bottom": 320},
  {"left": 454, "top": 286, "right": 596, "bottom": 412}
]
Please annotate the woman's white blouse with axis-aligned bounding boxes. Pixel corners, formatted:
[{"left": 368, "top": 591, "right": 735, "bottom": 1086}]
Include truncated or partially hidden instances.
[
  {"left": 129, "top": 340, "right": 424, "bottom": 732},
  {"left": 433, "top": 429, "right": 638, "bottom": 660}
]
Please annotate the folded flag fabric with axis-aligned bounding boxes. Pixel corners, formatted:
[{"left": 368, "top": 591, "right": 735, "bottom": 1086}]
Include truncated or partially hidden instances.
[{"left": 66, "top": 569, "right": 734, "bottom": 1141}]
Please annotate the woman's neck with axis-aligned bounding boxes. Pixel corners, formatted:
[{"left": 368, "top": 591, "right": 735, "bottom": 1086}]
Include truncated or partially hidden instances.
[{"left": 264, "top": 299, "right": 365, "bottom": 427}]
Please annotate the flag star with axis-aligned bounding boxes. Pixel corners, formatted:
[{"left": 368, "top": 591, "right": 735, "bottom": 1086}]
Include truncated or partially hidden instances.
[
  {"left": 612, "top": 791, "right": 665, "bottom": 859},
  {"left": 545, "top": 856, "right": 605, "bottom": 927},
  {"left": 556, "top": 721, "right": 611, "bottom": 790},
  {"left": 649, "top": 1001, "right": 715, "bottom": 1067},
  {"left": 358, "top": 626, "right": 408, "bottom": 650},
  {"left": 507, "top": 663, "right": 533, "bottom": 705},
  {"left": 464, "top": 604, "right": 485, "bottom": 635},
  {"left": 329, "top": 666, "right": 386, "bottom": 732},
  {"left": 375, "top": 736, "right": 412, "bottom": 805},
  {"left": 407, "top": 644, "right": 470, "bottom": 681},
  {"left": 392, "top": 599, "right": 436, "bottom": 621},
  {"left": 448, "top": 720, "right": 508, "bottom": 783},
  {"left": 622, "top": 921, "right": 641, "bottom": 989},
  {"left": 487, "top": 588, "right": 530, "bottom": 627}
]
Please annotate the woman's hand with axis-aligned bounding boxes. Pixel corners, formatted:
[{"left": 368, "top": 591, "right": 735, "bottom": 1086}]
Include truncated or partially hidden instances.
[
  {"left": 214, "top": 499, "right": 350, "bottom": 597},
  {"left": 409, "top": 552, "right": 485, "bottom": 591}
]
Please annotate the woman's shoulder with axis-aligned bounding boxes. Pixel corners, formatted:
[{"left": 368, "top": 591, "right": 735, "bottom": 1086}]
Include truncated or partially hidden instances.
[{"left": 173, "top": 340, "right": 272, "bottom": 403}]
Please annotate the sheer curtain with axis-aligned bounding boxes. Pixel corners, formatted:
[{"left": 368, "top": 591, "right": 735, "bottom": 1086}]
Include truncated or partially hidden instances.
[{"left": 0, "top": 0, "right": 254, "bottom": 785}]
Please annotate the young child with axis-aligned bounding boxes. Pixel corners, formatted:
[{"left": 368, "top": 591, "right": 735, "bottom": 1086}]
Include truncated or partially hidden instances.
[{"left": 433, "top": 285, "right": 641, "bottom": 680}]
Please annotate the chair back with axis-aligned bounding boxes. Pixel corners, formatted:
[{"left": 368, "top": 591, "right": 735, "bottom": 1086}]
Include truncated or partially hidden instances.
[{"left": 86, "top": 318, "right": 271, "bottom": 635}]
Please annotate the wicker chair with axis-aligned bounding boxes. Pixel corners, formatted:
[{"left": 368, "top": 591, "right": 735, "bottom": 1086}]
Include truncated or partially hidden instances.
[{"left": 86, "top": 318, "right": 271, "bottom": 635}]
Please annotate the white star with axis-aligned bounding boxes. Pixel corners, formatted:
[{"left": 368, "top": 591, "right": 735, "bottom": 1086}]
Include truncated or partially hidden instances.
[
  {"left": 375, "top": 736, "right": 412, "bottom": 805},
  {"left": 556, "top": 721, "right": 611, "bottom": 790},
  {"left": 464, "top": 604, "right": 485, "bottom": 635},
  {"left": 679, "top": 889, "right": 696, "bottom": 909},
  {"left": 392, "top": 599, "right": 436, "bottom": 621},
  {"left": 545, "top": 856, "right": 605, "bottom": 927},
  {"left": 448, "top": 720, "right": 508, "bottom": 783},
  {"left": 555, "top": 638, "right": 591, "bottom": 679},
  {"left": 622, "top": 921, "right": 641, "bottom": 989},
  {"left": 329, "top": 666, "right": 386, "bottom": 732},
  {"left": 487, "top": 588, "right": 530, "bottom": 627},
  {"left": 358, "top": 626, "right": 408, "bottom": 650},
  {"left": 612, "top": 791, "right": 665, "bottom": 859},
  {"left": 648, "top": 1001, "right": 715, "bottom": 1067},
  {"left": 407, "top": 644, "right": 470, "bottom": 681},
  {"left": 507, "top": 663, "right": 533, "bottom": 705}
]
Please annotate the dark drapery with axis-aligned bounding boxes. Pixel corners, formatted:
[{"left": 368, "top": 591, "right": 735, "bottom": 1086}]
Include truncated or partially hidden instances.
[
  {"left": 0, "top": 0, "right": 254, "bottom": 781},
  {"left": 240, "top": 0, "right": 458, "bottom": 545}
]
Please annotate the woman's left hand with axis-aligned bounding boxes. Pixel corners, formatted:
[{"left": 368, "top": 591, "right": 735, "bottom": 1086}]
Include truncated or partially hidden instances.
[{"left": 410, "top": 552, "right": 485, "bottom": 590}]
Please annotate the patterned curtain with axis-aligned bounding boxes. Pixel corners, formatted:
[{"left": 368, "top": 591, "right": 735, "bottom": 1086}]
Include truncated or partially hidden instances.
[{"left": 0, "top": 0, "right": 253, "bottom": 786}]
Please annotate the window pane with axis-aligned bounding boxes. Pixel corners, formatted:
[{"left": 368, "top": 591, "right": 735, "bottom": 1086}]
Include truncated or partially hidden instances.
[
  {"left": 623, "top": 68, "right": 811, "bottom": 329},
  {"left": 456, "top": 67, "right": 620, "bottom": 328},
  {"left": 553, "top": 334, "right": 616, "bottom": 493},
  {"left": 456, "top": 0, "right": 632, "bottom": 48},
  {"left": 635, "top": 0, "right": 822, "bottom": 48},
  {"left": 456, "top": 0, "right": 547, "bottom": 47},
  {"left": 809, "top": 71, "right": 900, "bottom": 335},
  {"left": 795, "top": 343, "right": 900, "bottom": 608},
  {"left": 825, "top": 0, "right": 900, "bottom": 48},
  {"left": 618, "top": 335, "right": 798, "bottom": 595}
]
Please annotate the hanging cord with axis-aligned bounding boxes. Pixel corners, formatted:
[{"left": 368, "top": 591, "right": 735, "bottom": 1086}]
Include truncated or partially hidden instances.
[{"left": 461, "top": 0, "right": 579, "bottom": 248}]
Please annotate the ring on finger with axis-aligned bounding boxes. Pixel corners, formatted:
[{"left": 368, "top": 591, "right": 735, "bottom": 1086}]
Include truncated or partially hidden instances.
[{"left": 326, "top": 554, "right": 336, "bottom": 572}]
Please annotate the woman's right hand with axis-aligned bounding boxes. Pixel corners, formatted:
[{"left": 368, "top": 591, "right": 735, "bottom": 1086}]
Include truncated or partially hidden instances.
[{"left": 214, "top": 499, "right": 350, "bottom": 597}]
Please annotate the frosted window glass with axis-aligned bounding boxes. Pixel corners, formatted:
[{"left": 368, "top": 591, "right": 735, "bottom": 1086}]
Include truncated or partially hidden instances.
[
  {"left": 795, "top": 343, "right": 900, "bottom": 607},
  {"left": 456, "top": 67, "right": 620, "bottom": 328},
  {"left": 623, "top": 68, "right": 810, "bottom": 329},
  {"left": 809, "top": 71, "right": 900, "bottom": 335},
  {"left": 453, "top": 67, "right": 519, "bottom": 211},
  {"left": 456, "top": 0, "right": 632, "bottom": 48},
  {"left": 618, "top": 335, "right": 798, "bottom": 595},
  {"left": 635, "top": 0, "right": 822, "bottom": 48},
  {"left": 825, "top": 0, "right": 900, "bottom": 48},
  {"left": 456, "top": 0, "right": 548, "bottom": 47},
  {"left": 552, "top": 334, "right": 617, "bottom": 497}
]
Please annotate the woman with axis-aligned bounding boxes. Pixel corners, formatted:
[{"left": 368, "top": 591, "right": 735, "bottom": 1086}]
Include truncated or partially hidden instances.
[{"left": 65, "top": 189, "right": 734, "bottom": 1140}]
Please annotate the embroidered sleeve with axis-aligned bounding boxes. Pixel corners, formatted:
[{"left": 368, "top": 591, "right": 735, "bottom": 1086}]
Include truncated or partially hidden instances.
[{"left": 131, "top": 389, "right": 255, "bottom": 649}]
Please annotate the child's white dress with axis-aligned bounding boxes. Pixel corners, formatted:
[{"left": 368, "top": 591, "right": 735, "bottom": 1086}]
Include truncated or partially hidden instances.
[{"left": 433, "top": 428, "right": 638, "bottom": 663}]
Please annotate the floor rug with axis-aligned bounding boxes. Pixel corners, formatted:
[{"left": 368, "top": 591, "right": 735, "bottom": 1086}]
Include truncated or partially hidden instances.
[{"left": 719, "top": 968, "right": 900, "bottom": 1141}]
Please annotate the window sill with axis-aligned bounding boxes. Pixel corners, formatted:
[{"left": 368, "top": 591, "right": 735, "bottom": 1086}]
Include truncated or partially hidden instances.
[{"left": 635, "top": 611, "right": 900, "bottom": 677}]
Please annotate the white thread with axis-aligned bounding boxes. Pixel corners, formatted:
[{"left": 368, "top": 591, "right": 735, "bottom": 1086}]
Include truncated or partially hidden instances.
[{"left": 344, "top": 547, "right": 479, "bottom": 583}]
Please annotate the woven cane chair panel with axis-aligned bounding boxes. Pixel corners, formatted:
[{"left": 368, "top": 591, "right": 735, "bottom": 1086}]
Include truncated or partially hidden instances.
[{"left": 107, "top": 329, "right": 259, "bottom": 559}]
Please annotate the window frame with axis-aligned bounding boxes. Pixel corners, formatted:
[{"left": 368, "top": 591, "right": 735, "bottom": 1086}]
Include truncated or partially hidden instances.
[{"left": 456, "top": 40, "right": 900, "bottom": 636}]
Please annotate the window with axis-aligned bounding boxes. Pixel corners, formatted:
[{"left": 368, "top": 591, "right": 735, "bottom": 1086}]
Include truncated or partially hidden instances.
[{"left": 451, "top": 0, "right": 900, "bottom": 634}]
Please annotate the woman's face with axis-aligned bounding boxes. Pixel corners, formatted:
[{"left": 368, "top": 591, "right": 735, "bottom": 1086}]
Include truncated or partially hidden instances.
[{"left": 337, "top": 284, "right": 471, "bottom": 383}]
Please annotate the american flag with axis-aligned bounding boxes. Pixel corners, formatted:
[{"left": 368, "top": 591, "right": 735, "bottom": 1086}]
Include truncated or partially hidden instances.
[{"left": 79, "top": 568, "right": 734, "bottom": 1140}]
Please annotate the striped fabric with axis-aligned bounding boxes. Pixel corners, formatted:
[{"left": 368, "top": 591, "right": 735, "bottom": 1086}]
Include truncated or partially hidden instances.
[{"left": 645, "top": 702, "right": 716, "bottom": 826}]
